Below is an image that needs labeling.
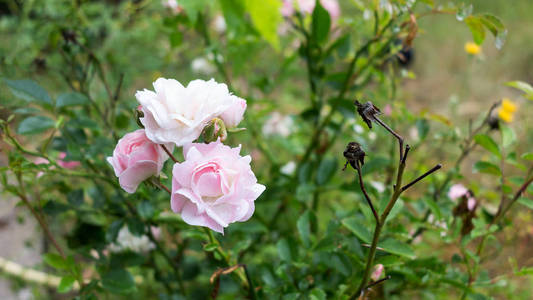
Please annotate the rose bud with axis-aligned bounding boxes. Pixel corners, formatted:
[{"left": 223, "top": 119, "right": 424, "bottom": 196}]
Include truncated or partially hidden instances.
[
  {"left": 201, "top": 118, "right": 228, "bottom": 143},
  {"left": 107, "top": 129, "right": 173, "bottom": 193},
  {"left": 354, "top": 100, "right": 382, "bottom": 129}
]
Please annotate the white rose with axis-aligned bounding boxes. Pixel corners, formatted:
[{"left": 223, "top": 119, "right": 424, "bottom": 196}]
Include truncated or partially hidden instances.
[{"left": 136, "top": 78, "right": 246, "bottom": 146}]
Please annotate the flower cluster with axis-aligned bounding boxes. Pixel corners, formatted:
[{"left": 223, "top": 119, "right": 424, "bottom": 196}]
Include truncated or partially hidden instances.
[{"left": 108, "top": 78, "right": 265, "bottom": 233}]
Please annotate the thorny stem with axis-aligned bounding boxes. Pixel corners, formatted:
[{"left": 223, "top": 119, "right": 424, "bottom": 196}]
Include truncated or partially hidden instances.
[
  {"left": 14, "top": 172, "right": 66, "bottom": 259},
  {"left": 203, "top": 228, "right": 249, "bottom": 288},
  {"left": 160, "top": 144, "right": 179, "bottom": 163}
]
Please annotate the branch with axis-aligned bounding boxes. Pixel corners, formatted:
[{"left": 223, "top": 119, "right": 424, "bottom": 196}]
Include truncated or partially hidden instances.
[
  {"left": 355, "top": 162, "right": 380, "bottom": 224},
  {"left": 401, "top": 164, "right": 442, "bottom": 192},
  {"left": 161, "top": 144, "right": 179, "bottom": 163},
  {"left": 374, "top": 116, "right": 404, "bottom": 161},
  {"left": 14, "top": 172, "right": 66, "bottom": 259}
]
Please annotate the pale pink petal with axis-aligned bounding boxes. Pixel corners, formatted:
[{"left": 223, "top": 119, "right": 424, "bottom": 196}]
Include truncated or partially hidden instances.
[{"left": 118, "top": 161, "right": 159, "bottom": 193}]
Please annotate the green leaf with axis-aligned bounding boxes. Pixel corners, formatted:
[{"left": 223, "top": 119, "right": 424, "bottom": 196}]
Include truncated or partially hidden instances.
[
  {"left": 465, "top": 16, "right": 486, "bottom": 45},
  {"left": 516, "top": 266, "right": 533, "bottom": 276},
  {"left": 126, "top": 218, "right": 145, "bottom": 236},
  {"left": 309, "top": 288, "right": 327, "bottom": 300},
  {"left": 341, "top": 217, "right": 371, "bottom": 243},
  {"left": 416, "top": 119, "right": 430, "bottom": 140},
  {"left": 110, "top": 251, "right": 145, "bottom": 267},
  {"left": 203, "top": 243, "right": 218, "bottom": 252},
  {"left": 43, "top": 253, "right": 68, "bottom": 270},
  {"left": 169, "top": 31, "right": 183, "bottom": 48},
  {"left": 100, "top": 269, "right": 137, "bottom": 294},
  {"left": 179, "top": 0, "right": 211, "bottom": 24},
  {"left": 245, "top": 0, "right": 282, "bottom": 49},
  {"left": 311, "top": 1, "right": 331, "bottom": 45},
  {"left": 316, "top": 157, "right": 337, "bottom": 184},
  {"left": 500, "top": 125, "right": 516, "bottom": 148},
  {"left": 297, "top": 210, "right": 312, "bottom": 247},
  {"left": 220, "top": 0, "right": 247, "bottom": 33},
  {"left": 474, "top": 134, "right": 500, "bottom": 157},
  {"left": 3, "top": 78, "right": 52, "bottom": 105},
  {"left": 17, "top": 116, "right": 55, "bottom": 135},
  {"left": 456, "top": 3, "right": 472, "bottom": 21},
  {"left": 473, "top": 161, "right": 501, "bottom": 176},
  {"left": 58, "top": 275, "right": 76, "bottom": 293},
  {"left": 67, "top": 189, "right": 84, "bottom": 206},
  {"left": 137, "top": 201, "right": 155, "bottom": 220},
  {"left": 518, "top": 197, "right": 533, "bottom": 210},
  {"left": 506, "top": 81, "right": 533, "bottom": 98},
  {"left": 425, "top": 197, "right": 441, "bottom": 220},
  {"left": 479, "top": 14, "right": 504, "bottom": 36},
  {"left": 277, "top": 238, "right": 293, "bottom": 262},
  {"left": 378, "top": 238, "right": 415, "bottom": 259},
  {"left": 56, "top": 92, "right": 89, "bottom": 108},
  {"left": 106, "top": 220, "right": 124, "bottom": 242},
  {"left": 521, "top": 152, "right": 533, "bottom": 161}
]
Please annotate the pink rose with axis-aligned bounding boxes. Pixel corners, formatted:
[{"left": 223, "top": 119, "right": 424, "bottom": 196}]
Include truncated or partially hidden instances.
[
  {"left": 107, "top": 129, "right": 173, "bottom": 193},
  {"left": 220, "top": 98, "right": 246, "bottom": 128},
  {"left": 56, "top": 152, "right": 81, "bottom": 169},
  {"left": 281, "top": 0, "right": 340, "bottom": 21},
  {"left": 171, "top": 141, "right": 265, "bottom": 233},
  {"left": 135, "top": 78, "right": 246, "bottom": 146},
  {"left": 448, "top": 184, "right": 468, "bottom": 200},
  {"left": 467, "top": 197, "right": 477, "bottom": 211},
  {"left": 34, "top": 152, "right": 80, "bottom": 177},
  {"left": 371, "top": 264, "right": 384, "bottom": 281}
]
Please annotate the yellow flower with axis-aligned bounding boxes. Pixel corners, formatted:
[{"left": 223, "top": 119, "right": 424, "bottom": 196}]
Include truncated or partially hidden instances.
[
  {"left": 464, "top": 42, "right": 481, "bottom": 55},
  {"left": 498, "top": 98, "right": 518, "bottom": 123},
  {"left": 501, "top": 98, "right": 517, "bottom": 113},
  {"left": 498, "top": 109, "right": 513, "bottom": 123}
]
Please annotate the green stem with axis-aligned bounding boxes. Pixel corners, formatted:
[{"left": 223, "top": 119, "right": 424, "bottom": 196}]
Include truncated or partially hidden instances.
[
  {"left": 353, "top": 147, "right": 408, "bottom": 298},
  {"left": 203, "top": 228, "right": 249, "bottom": 287}
]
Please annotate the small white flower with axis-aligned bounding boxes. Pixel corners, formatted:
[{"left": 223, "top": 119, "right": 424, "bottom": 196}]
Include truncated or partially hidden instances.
[
  {"left": 281, "top": 161, "right": 296, "bottom": 175},
  {"left": 191, "top": 57, "right": 216, "bottom": 75},
  {"left": 368, "top": 132, "right": 377, "bottom": 141},
  {"left": 353, "top": 124, "right": 364, "bottom": 134},
  {"left": 213, "top": 15, "right": 226, "bottom": 33},
  {"left": 363, "top": 9, "right": 372, "bottom": 20},
  {"left": 370, "top": 181, "right": 385, "bottom": 193},
  {"left": 109, "top": 226, "right": 155, "bottom": 253},
  {"left": 262, "top": 112, "right": 294, "bottom": 137},
  {"left": 162, "top": 0, "right": 181, "bottom": 14}
]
